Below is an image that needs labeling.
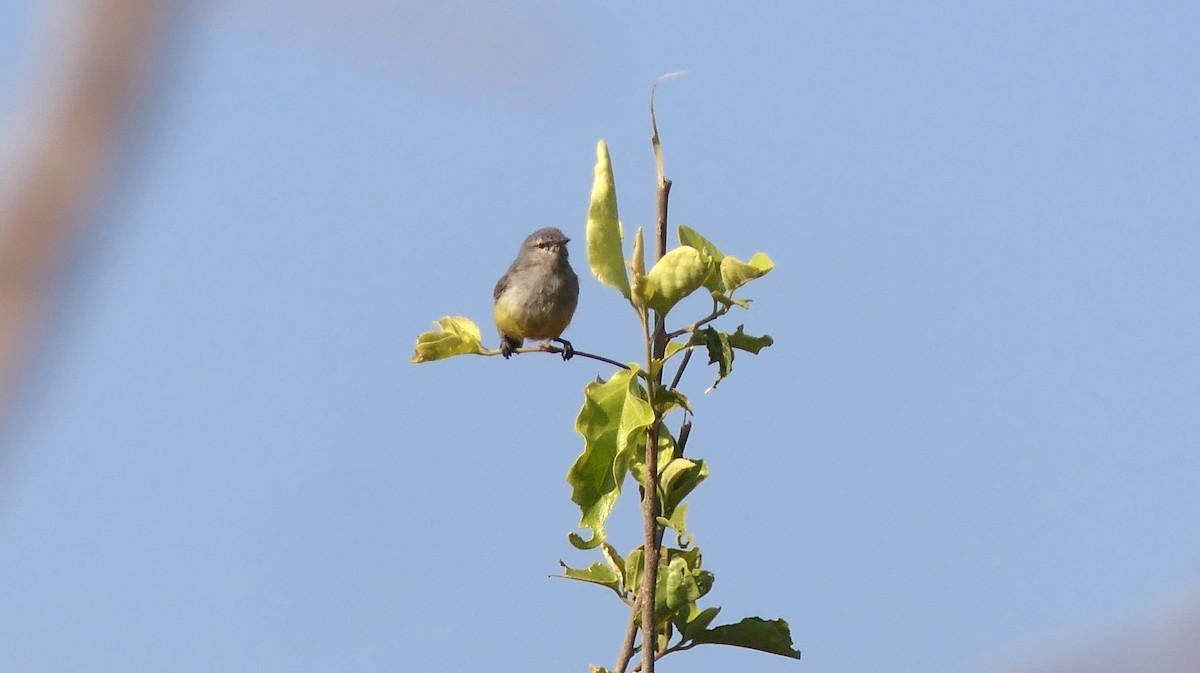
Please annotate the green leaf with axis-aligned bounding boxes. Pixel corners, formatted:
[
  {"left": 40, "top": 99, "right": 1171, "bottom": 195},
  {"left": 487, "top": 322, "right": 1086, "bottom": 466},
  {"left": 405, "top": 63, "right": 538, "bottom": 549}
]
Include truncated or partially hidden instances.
[
  {"left": 624, "top": 547, "right": 644, "bottom": 597},
  {"left": 677, "top": 225, "right": 726, "bottom": 293},
  {"left": 656, "top": 554, "right": 701, "bottom": 624},
  {"left": 690, "top": 617, "right": 802, "bottom": 659},
  {"left": 665, "top": 339, "right": 690, "bottom": 359},
  {"left": 661, "top": 502, "right": 693, "bottom": 547},
  {"left": 727, "top": 324, "right": 774, "bottom": 354},
  {"left": 695, "top": 327, "right": 734, "bottom": 387},
  {"left": 660, "top": 458, "right": 708, "bottom": 519},
  {"left": 720, "top": 252, "right": 774, "bottom": 293},
  {"left": 711, "top": 291, "right": 751, "bottom": 310},
  {"left": 600, "top": 542, "right": 626, "bottom": 591},
  {"left": 656, "top": 626, "right": 673, "bottom": 659},
  {"left": 693, "top": 568, "right": 714, "bottom": 599},
  {"left": 567, "top": 369, "right": 652, "bottom": 549},
  {"left": 679, "top": 606, "right": 722, "bottom": 642},
  {"left": 654, "top": 388, "right": 692, "bottom": 415},
  {"left": 674, "top": 545, "right": 703, "bottom": 573},
  {"left": 589, "top": 666, "right": 614, "bottom": 673},
  {"left": 643, "top": 246, "right": 711, "bottom": 315},
  {"left": 628, "top": 423, "right": 675, "bottom": 489},
  {"left": 586, "top": 140, "right": 631, "bottom": 300},
  {"left": 410, "top": 316, "right": 488, "bottom": 363},
  {"left": 558, "top": 561, "right": 622, "bottom": 596}
]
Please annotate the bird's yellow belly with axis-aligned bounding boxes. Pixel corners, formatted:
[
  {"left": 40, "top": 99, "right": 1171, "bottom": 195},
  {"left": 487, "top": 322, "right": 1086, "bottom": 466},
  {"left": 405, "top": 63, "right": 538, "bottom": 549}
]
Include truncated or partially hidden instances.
[{"left": 494, "top": 293, "right": 575, "bottom": 341}]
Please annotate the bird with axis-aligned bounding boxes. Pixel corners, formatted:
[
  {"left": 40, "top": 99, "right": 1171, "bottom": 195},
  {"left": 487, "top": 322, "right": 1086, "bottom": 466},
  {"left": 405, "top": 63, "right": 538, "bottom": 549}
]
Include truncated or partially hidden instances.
[{"left": 492, "top": 227, "right": 580, "bottom": 360}]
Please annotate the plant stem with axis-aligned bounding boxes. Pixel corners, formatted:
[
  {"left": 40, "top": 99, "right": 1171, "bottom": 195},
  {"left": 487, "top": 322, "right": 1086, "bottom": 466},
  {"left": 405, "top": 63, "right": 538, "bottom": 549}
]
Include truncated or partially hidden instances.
[
  {"left": 639, "top": 171, "right": 673, "bottom": 673},
  {"left": 629, "top": 72, "right": 679, "bottom": 673},
  {"left": 675, "top": 418, "right": 692, "bottom": 459},
  {"left": 614, "top": 597, "right": 641, "bottom": 673},
  {"left": 656, "top": 181, "right": 672, "bottom": 260},
  {"left": 668, "top": 348, "right": 693, "bottom": 390},
  {"left": 665, "top": 300, "right": 727, "bottom": 340},
  {"left": 638, "top": 307, "right": 663, "bottom": 673}
]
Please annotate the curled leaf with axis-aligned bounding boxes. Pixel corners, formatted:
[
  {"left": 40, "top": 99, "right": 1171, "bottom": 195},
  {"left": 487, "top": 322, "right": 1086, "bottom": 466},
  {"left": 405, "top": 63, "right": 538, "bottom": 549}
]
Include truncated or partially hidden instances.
[
  {"left": 660, "top": 458, "right": 708, "bottom": 519},
  {"left": 696, "top": 327, "right": 734, "bottom": 387},
  {"left": 657, "top": 554, "right": 702, "bottom": 622},
  {"left": 410, "top": 316, "right": 488, "bottom": 363},
  {"left": 678, "top": 225, "right": 726, "bottom": 292},
  {"left": 644, "top": 246, "right": 711, "bottom": 315},
  {"left": 586, "top": 140, "right": 631, "bottom": 300},
  {"left": 720, "top": 252, "right": 774, "bottom": 293},
  {"left": 658, "top": 502, "right": 694, "bottom": 548}
]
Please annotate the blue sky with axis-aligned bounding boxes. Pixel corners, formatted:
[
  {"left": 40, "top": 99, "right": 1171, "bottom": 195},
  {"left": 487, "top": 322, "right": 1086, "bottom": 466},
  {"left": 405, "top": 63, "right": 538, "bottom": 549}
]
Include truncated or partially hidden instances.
[{"left": 1, "top": 2, "right": 1198, "bottom": 672}]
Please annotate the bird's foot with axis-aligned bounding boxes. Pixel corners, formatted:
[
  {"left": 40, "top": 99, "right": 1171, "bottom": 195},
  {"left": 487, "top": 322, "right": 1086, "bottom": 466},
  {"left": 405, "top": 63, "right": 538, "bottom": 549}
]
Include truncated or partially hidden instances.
[
  {"left": 500, "top": 342, "right": 515, "bottom": 359},
  {"left": 552, "top": 338, "right": 574, "bottom": 361}
]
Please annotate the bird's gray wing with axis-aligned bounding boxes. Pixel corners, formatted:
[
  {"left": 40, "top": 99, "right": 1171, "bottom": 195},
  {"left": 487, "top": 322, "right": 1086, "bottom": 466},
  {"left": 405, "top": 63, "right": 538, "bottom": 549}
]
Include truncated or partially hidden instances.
[{"left": 493, "top": 259, "right": 520, "bottom": 301}]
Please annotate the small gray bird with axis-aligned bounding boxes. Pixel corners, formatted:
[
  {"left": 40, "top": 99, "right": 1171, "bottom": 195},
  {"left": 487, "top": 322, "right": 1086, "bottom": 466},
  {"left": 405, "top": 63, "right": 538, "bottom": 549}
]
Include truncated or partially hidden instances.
[{"left": 492, "top": 227, "right": 580, "bottom": 360}]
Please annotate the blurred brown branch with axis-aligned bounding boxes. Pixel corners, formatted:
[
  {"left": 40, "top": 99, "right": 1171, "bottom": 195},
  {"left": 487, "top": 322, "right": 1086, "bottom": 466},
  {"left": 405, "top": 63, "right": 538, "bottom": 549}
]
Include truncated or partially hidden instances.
[
  {"left": 0, "top": 0, "right": 167, "bottom": 420},
  {"left": 995, "top": 592, "right": 1200, "bottom": 673}
]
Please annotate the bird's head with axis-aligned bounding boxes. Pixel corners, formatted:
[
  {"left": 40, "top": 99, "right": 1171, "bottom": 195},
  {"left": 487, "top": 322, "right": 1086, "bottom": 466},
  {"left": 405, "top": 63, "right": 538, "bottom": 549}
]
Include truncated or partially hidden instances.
[{"left": 521, "top": 227, "right": 572, "bottom": 262}]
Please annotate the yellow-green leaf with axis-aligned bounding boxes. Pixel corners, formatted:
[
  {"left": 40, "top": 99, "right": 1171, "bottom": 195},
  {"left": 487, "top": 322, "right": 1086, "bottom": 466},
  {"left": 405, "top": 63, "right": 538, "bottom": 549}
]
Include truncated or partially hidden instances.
[
  {"left": 720, "top": 252, "right": 774, "bottom": 293},
  {"left": 644, "top": 246, "right": 711, "bottom": 315},
  {"left": 567, "top": 368, "right": 652, "bottom": 549},
  {"left": 586, "top": 140, "right": 630, "bottom": 300},
  {"left": 559, "top": 561, "right": 622, "bottom": 596},
  {"left": 630, "top": 227, "right": 648, "bottom": 310},
  {"left": 657, "top": 554, "right": 702, "bottom": 622},
  {"left": 410, "top": 316, "right": 488, "bottom": 363},
  {"left": 660, "top": 458, "right": 708, "bottom": 518},
  {"left": 630, "top": 226, "right": 646, "bottom": 277},
  {"left": 677, "top": 225, "right": 725, "bottom": 292}
]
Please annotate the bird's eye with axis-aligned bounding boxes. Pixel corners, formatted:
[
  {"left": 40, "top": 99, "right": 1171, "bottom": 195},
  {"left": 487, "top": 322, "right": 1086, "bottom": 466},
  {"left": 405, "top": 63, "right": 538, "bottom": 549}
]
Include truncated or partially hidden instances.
[{"left": 537, "top": 242, "right": 549, "bottom": 249}]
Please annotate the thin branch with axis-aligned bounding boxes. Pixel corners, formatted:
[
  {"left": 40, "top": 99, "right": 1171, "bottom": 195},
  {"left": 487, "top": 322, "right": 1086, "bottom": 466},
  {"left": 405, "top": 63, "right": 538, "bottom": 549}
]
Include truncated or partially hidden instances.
[
  {"left": 639, "top": 322, "right": 664, "bottom": 673},
  {"left": 667, "top": 347, "right": 693, "bottom": 390},
  {"left": 675, "top": 417, "right": 691, "bottom": 459},
  {"left": 620, "top": 72, "right": 685, "bottom": 673},
  {"left": 630, "top": 639, "right": 699, "bottom": 672},
  {"left": 637, "top": 72, "right": 684, "bottom": 673},
  {"left": 665, "top": 301, "right": 728, "bottom": 340},
  {"left": 648, "top": 70, "right": 686, "bottom": 260},
  {"left": 655, "top": 180, "right": 672, "bottom": 261},
  {"left": 613, "top": 596, "right": 642, "bottom": 673},
  {"left": 540, "top": 345, "right": 633, "bottom": 371},
  {"left": 492, "top": 345, "right": 633, "bottom": 371}
]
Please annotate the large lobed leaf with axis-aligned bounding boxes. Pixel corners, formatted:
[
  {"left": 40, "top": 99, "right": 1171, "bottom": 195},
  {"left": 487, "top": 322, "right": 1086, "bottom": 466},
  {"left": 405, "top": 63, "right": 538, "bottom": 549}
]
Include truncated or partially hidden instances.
[
  {"left": 690, "top": 324, "right": 774, "bottom": 389},
  {"left": 567, "top": 368, "right": 652, "bottom": 549}
]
